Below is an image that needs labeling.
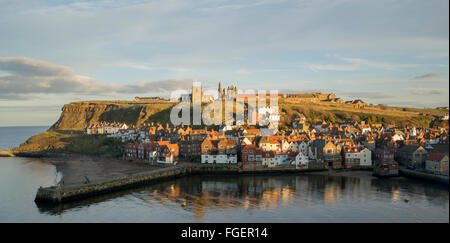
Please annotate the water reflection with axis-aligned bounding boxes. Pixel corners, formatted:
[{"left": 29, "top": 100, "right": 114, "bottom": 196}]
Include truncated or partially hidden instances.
[{"left": 36, "top": 173, "right": 449, "bottom": 222}]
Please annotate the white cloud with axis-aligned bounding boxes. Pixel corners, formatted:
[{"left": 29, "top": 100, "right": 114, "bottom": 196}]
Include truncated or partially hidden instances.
[
  {"left": 409, "top": 88, "right": 446, "bottom": 96},
  {"left": 113, "top": 62, "right": 190, "bottom": 73},
  {"left": 0, "top": 57, "right": 193, "bottom": 99},
  {"left": 412, "top": 72, "right": 448, "bottom": 80}
]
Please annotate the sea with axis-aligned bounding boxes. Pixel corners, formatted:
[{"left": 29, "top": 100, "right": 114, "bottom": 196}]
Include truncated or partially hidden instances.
[{"left": 0, "top": 126, "right": 448, "bottom": 223}]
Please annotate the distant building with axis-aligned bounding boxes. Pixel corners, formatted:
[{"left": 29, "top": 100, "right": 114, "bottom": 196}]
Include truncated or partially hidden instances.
[
  {"left": 201, "top": 138, "right": 237, "bottom": 164},
  {"left": 241, "top": 144, "right": 263, "bottom": 167},
  {"left": 396, "top": 145, "right": 428, "bottom": 169},
  {"left": 192, "top": 81, "right": 203, "bottom": 104},
  {"left": 438, "top": 114, "right": 449, "bottom": 121},
  {"left": 134, "top": 97, "right": 161, "bottom": 102},
  {"left": 425, "top": 153, "right": 449, "bottom": 175},
  {"left": 295, "top": 152, "right": 309, "bottom": 169},
  {"left": 374, "top": 147, "right": 398, "bottom": 177}
]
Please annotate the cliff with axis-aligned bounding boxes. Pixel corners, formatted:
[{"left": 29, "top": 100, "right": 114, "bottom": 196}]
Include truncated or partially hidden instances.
[
  {"left": 12, "top": 100, "right": 176, "bottom": 157},
  {"left": 51, "top": 100, "right": 176, "bottom": 131}
]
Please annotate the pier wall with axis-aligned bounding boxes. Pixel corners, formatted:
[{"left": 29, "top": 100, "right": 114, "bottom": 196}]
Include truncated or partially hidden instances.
[
  {"left": 35, "top": 164, "right": 326, "bottom": 204},
  {"left": 399, "top": 168, "right": 449, "bottom": 185}
]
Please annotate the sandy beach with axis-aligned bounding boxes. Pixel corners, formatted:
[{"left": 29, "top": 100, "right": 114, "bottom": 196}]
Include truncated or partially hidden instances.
[{"left": 44, "top": 156, "right": 161, "bottom": 184}]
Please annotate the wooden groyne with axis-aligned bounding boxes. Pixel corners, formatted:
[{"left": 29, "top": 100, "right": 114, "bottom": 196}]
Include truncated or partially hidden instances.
[
  {"left": 399, "top": 168, "right": 449, "bottom": 186},
  {"left": 35, "top": 164, "right": 326, "bottom": 204}
]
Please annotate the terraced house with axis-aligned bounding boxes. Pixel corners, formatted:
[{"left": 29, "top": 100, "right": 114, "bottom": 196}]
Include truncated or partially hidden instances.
[
  {"left": 310, "top": 140, "right": 343, "bottom": 169},
  {"left": 241, "top": 144, "right": 263, "bottom": 167},
  {"left": 425, "top": 153, "right": 449, "bottom": 175},
  {"left": 396, "top": 145, "right": 428, "bottom": 169},
  {"left": 201, "top": 138, "right": 237, "bottom": 164},
  {"left": 343, "top": 146, "right": 372, "bottom": 168}
]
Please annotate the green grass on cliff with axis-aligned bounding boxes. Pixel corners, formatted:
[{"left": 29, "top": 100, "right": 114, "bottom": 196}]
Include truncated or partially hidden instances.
[
  {"left": 13, "top": 130, "right": 123, "bottom": 157},
  {"left": 278, "top": 101, "right": 444, "bottom": 128}
]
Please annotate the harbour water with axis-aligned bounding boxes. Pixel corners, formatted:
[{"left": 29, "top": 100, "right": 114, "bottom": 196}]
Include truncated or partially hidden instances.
[{"left": 0, "top": 127, "right": 448, "bottom": 223}]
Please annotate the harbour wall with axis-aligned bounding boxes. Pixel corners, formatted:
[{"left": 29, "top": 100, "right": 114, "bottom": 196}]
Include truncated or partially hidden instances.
[
  {"left": 399, "top": 168, "right": 449, "bottom": 186},
  {"left": 36, "top": 164, "right": 448, "bottom": 205},
  {"left": 35, "top": 164, "right": 326, "bottom": 204}
]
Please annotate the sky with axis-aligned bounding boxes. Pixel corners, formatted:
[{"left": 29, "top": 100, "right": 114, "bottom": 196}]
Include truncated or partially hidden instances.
[{"left": 0, "top": 0, "right": 449, "bottom": 126}]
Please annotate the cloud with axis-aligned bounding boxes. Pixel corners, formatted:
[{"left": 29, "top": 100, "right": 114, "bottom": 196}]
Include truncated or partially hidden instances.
[
  {"left": 338, "top": 91, "right": 395, "bottom": 99},
  {"left": 0, "top": 57, "right": 74, "bottom": 76},
  {"left": 0, "top": 57, "right": 194, "bottom": 100},
  {"left": 412, "top": 72, "right": 448, "bottom": 80},
  {"left": 122, "top": 79, "right": 194, "bottom": 93},
  {"left": 0, "top": 57, "right": 119, "bottom": 96},
  {"left": 113, "top": 63, "right": 190, "bottom": 73},
  {"left": 278, "top": 88, "right": 335, "bottom": 94},
  {"left": 409, "top": 88, "right": 444, "bottom": 96}
]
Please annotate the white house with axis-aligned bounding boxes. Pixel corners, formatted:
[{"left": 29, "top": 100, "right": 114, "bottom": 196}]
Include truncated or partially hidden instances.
[
  {"left": 392, "top": 134, "right": 404, "bottom": 142},
  {"left": 295, "top": 152, "right": 309, "bottom": 169},
  {"left": 157, "top": 153, "right": 176, "bottom": 164},
  {"left": 297, "top": 141, "right": 309, "bottom": 155},
  {"left": 359, "top": 148, "right": 372, "bottom": 166},
  {"left": 201, "top": 154, "right": 237, "bottom": 164},
  {"left": 274, "top": 152, "right": 289, "bottom": 166},
  {"left": 281, "top": 140, "right": 292, "bottom": 152}
]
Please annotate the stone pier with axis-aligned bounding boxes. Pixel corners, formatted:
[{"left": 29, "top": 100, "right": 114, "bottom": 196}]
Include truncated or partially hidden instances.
[{"left": 35, "top": 164, "right": 326, "bottom": 204}]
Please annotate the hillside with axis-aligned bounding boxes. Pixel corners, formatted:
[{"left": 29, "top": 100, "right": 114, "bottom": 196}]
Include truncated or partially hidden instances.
[
  {"left": 53, "top": 99, "right": 447, "bottom": 131},
  {"left": 9, "top": 98, "right": 447, "bottom": 157},
  {"left": 12, "top": 100, "right": 176, "bottom": 157},
  {"left": 278, "top": 101, "right": 446, "bottom": 128},
  {"left": 51, "top": 100, "right": 175, "bottom": 131},
  {"left": 12, "top": 130, "right": 123, "bottom": 157}
]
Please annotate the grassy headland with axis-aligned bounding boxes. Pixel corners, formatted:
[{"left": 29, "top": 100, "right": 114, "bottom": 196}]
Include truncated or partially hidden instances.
[{"left": 11, "top": 98, "right": 448, "bottom": 157}]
